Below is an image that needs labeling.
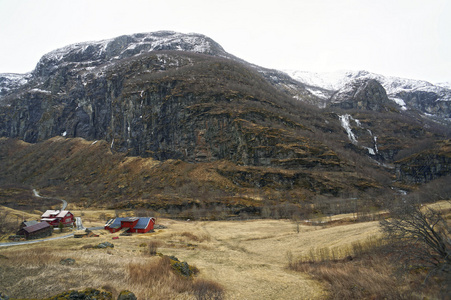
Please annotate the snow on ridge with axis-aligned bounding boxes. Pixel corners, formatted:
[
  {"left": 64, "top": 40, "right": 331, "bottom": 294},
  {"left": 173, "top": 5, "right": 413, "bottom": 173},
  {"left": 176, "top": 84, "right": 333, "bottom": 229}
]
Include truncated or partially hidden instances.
[
  {"left": 285, "top": 69, "right": 451, "bottom": 102},
  {"left": 39, "top": 31, "right": 216, "bottom": 66},
  {"left": 0, "top": 72, "right": 31, "bottom": 80},
  {"left": 0, "top": 72, "right": 32, "bottom": 87},
  {"left": 436, "top": 82, "right": 451, "bottom": 89}
]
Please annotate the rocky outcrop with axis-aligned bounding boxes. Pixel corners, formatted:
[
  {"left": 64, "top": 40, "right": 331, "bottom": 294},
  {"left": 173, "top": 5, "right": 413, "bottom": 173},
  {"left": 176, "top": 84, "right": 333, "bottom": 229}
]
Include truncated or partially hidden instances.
[
  {"left": 287, "top": 69, "right": 451, "bottom": 120},
  {"left": 45, "top": 288, "right": 112, "bottom": 300},
  {"left": 0, "top": 31, "right": 450, "bottom": 205},
  {"left": 395, "top": 140, "right": 451, "bottom": 183},
  {"left": 117, "top": 290, "right": 137, "bottom": 300},
  {"left": 0, "top": 46, "right": 334, "bottom": 168},
  {"left": 395, "top": 90, "right": 451, "bottom": 119},
  {"left": 330, "top": 79, "right": 391, "bottom": 111}
]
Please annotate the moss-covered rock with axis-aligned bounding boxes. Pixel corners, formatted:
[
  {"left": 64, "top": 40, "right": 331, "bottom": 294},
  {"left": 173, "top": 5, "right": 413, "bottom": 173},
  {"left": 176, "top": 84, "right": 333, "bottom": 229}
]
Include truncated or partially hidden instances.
[
  {"left": 44, "top": 288, "right": 112, "bottom": 300},
  {"left": 164, "top": 255, "right": 198, "bottom": 277},
  {"left": 117, "top": 290, "right": 137, "bottom": 300}
]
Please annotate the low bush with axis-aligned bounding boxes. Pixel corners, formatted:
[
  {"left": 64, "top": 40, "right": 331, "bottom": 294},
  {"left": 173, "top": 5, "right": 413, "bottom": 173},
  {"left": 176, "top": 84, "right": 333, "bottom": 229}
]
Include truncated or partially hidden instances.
[
  {"left": 147, "top": 240, "right": 161, "bottom": 256},
  {"left": 192, "top": 279, "right": 224, "bottom": 300},
  {"left": 289, "top": 235, "right": 449, "bottom": 299}
]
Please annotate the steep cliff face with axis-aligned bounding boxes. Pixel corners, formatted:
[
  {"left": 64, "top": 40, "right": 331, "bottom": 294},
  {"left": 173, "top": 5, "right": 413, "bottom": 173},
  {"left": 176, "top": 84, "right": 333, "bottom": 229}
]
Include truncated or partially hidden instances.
[
  {"left": 0, "top": 31, "right": 450, "bottom": 208},
  {"left": 0, "top": 45, "right": 335, "bottom": 169},
  {"left": 395, "top": 90, "right": 451, "bottom": 119},
  {"left": 330, "top": 79, "right": 392, "bottom": 111},
  {"left": 395, "top": 140, "right": 451, "bottom": 184}
]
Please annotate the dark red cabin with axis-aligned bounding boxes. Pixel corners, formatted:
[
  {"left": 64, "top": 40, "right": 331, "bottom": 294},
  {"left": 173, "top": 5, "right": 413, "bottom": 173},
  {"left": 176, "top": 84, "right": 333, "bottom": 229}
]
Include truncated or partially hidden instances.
[{"left": 104, "top": 217, "right": 155, "bottom": 234}]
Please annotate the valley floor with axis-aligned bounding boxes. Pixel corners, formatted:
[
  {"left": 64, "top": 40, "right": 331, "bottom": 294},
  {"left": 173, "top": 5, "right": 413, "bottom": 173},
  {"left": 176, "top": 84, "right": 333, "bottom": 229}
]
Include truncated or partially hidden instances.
[
  {"left": 159, "top": 218, "right": 380, "bottom": 299},
  {"left": 0, "top": 216, "right": 381, "bottom": 299}
]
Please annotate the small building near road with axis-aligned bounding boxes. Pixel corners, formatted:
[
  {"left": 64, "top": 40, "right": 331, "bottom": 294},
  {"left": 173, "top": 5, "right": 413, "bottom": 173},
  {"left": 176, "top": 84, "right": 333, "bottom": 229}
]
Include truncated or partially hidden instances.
[
  {"left": 16, "top": 222, "right": 52, "bottom": 240},
  {"left": 104, "top": 217, "right": 155, "bottom": 234},
  {"left": 41, "top": 210, "right": 74, "bottom": 227},
  {"left": 20, "top": 220, "right": 39, "bottom": 229}
]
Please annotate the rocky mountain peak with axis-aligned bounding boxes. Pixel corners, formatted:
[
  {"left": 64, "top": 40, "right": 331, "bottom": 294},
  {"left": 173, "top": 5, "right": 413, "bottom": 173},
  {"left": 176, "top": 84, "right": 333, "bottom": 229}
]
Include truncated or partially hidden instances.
[
  {"left": 285, "top": 69, "right": 451, "bottom": 120},
  {"left": 330, "top": 78, "right": 391, "bottom": 111},
  {"left": 33, "top": 31, "right": 229, "bottom": 77}
]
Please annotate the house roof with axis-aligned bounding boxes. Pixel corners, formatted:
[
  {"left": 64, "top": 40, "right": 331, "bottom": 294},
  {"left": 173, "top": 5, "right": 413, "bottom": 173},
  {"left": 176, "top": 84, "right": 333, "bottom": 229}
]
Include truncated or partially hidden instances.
[
  {"left": 105, "top": 218, "right": 122, "bottom": 229},
  {"left": 134, "top": 217, "right": 155, "bottom": 229},
  {"left": 105, "top": 217, "right": 155, "bottom": 229},
  {"left": 23, "top": 220, "right": 39, "bottom": 227},
  {"left": 23, "top": 222, "right": 51, "bottom": 233},
  {"left": 122, "top": 217, "right": 139, "bottom": 222},
  {"left": 41, "top": 210, "right": 71, "bottom": 218}
]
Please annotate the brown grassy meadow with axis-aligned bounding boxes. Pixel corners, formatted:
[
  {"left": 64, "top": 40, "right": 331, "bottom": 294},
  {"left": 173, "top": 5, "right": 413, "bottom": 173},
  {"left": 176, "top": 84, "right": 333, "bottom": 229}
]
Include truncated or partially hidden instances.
[
  {"left": 0, "top": 210, "right": 385, "bottom": 299},
  {"left": 2, "top": 201, "right": 450, "bottom": 299}
]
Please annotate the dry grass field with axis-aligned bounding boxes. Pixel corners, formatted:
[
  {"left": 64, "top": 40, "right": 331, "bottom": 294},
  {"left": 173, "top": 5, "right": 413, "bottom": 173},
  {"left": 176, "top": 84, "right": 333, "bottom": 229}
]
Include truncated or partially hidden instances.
[{"left": 0, "top": 209, "right": 383, "bottom": 299}]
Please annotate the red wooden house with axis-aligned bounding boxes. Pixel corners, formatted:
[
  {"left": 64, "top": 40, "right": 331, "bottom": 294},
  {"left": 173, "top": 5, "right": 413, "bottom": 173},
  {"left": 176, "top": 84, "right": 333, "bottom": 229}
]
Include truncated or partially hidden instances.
[
  {"left": 104, "top": 217, "right": 155, "bottom": 233},
  {"left": 41, "top": 210, "right": 74, "bottom": 227}
]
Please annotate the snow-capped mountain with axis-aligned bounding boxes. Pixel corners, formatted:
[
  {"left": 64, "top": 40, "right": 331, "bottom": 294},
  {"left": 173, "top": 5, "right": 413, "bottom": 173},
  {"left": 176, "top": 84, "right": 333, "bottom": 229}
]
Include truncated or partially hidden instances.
[
  {"left": 286, "top": 69, "right": 450, "bottom": 101},
  {"left": 285, "top": 69, "right": 451, "bottom": 120},
  {"left": 0, "top": 73, "right": 31, "bottom": 96},
  {"left": 33, "top": 31, "right": 230, "bottom": 77},
  {"left": 1, "top": 31, "right": 450, "bottom": 121},
  {"left": 0, "top": 31, "right": 309, "bottom": 106},
  {"left": 0, "top": 30, "right": 449, "bottom": 197}
]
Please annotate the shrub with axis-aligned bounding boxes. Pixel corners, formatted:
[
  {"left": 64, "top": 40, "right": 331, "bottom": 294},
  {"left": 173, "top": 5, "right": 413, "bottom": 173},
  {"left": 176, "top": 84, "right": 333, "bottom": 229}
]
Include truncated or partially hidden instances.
[
  {"left": 193, "top": 279, "right": 224, "bottom": 300},
  {"left": 147, "top": 240, "right": 160, "bottom": 256}
]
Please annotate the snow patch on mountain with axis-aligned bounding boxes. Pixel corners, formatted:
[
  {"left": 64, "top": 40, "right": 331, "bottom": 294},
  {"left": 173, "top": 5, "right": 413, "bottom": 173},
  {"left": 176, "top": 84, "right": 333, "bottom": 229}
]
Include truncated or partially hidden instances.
[
  {"left": 391, "top": 98, "right": 407, "bottom": 110},
  {"left": 285, "top": 69, "right": 451, "bottom": 103},
  {"left": 38, "top": 31, "right": 222, "bottom": 67},
  {"left": 0, "top": 73, "right": 32, "bottom": 96}
]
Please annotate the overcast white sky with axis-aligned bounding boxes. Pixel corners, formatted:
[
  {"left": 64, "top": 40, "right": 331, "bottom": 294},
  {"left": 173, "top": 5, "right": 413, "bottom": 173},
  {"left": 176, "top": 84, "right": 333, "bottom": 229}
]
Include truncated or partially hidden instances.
[{"left": 0, "top": 0, "right": 450, "bottom": 83}]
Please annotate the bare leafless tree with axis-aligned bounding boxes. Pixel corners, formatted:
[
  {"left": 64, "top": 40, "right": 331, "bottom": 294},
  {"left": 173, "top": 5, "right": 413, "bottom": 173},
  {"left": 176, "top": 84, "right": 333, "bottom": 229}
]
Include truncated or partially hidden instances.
[{"left": 380, "top": 201, "right": 450, "bottom": 281}]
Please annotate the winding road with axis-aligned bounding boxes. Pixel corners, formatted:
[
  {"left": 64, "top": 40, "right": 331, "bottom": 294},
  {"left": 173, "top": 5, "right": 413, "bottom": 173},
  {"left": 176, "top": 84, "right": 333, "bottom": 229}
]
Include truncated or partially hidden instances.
[{"left": 33, "top": 189, "right": 67, "bottom": 210}]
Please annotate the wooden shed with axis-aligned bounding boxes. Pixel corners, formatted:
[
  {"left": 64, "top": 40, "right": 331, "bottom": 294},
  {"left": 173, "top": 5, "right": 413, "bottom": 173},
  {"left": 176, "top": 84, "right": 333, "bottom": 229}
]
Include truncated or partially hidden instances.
[
  {"left": 104, "top": 217, "right": 155, "bottom": 234},
  {"left": 17, "top": 222, "right": 52, "bottom": 240}
]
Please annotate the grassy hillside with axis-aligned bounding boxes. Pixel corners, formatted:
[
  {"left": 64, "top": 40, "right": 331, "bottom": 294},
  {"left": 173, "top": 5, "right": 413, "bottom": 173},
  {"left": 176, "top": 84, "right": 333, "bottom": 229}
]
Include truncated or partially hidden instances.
[{"left": 0, "top": 136, "right": 391, "bottom": 217}]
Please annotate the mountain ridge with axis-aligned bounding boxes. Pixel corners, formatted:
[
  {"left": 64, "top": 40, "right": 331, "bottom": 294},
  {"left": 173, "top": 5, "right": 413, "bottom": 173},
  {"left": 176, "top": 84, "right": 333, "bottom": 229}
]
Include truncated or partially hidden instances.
[
  {"left": 285, "top": 69, "right": 451, "bottom": 120},
  {"left": 2, "top": 31, "right": 450, "bottom": 122},
  {"left": 0, "top": 31, "right": 450, "bottom": 211}
]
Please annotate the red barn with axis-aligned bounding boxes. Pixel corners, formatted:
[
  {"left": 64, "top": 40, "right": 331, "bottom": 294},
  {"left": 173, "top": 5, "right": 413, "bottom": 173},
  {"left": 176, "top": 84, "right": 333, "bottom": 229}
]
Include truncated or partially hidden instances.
[
  {"left": 104, "top": 217, "right": 155, "bottom": 234},
  {"left": 41, "top": 210, "right": 74, "bottom": 227}
]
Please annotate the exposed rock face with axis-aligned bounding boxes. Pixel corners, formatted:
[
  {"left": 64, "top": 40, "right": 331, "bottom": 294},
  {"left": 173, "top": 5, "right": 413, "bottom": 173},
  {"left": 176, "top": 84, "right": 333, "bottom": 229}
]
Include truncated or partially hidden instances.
[
  {"left": 395, "top": 90, "right": 451, "bottom": 119},
  {"left": 0, "top": 31, "right": 450, "bottom": 204},
  {"left": 395, "top": 140, "right": 451, "bottom": 184},
  {"left": 0, "top": 40, "right": 332, "bottom": 168},
  {"left": 286, "top": 69, "right": 451, "bottom": 120},
  {"left": 0, "top": 73, "right": 31, "bottom": 98},
  {"left": 32, "top": 31, "right": 230, "bottom": 78},
  {"left": 330, "top": 79, "right": 391, "bottom": 111}
]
